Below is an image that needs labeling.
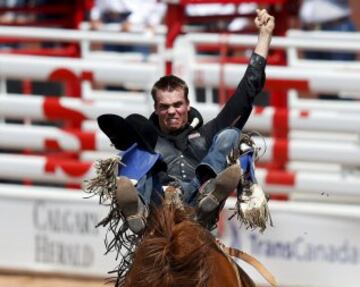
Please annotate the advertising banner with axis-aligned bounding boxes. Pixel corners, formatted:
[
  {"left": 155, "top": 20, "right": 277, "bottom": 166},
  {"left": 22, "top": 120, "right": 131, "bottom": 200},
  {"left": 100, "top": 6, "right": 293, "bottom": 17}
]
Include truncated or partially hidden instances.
[
  {"left": 1, "top": 186, "right": 360, "bottom": 287},
  {"left": 0, "top": 186, "right": 114, "bottom": 277},
  {"left": 219, "top": 200, "right": 360, "bottom": 287}
]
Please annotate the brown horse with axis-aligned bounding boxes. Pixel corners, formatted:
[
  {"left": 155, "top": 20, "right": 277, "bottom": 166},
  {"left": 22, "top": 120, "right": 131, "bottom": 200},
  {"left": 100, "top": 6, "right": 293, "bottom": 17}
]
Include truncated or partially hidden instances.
[
  {"left": 123, "top": 205, "right": 241, "bottom": 286},
  {"left": 121, "top": 189, "right": 276, "bottom": 287},
  {"left": 88, "top": 165, "right": 276, "bottom": 287}
]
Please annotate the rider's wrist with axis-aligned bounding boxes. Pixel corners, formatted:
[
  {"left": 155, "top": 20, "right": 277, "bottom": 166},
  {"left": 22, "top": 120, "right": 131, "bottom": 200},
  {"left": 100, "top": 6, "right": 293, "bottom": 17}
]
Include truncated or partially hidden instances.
[{"left": 250, "top": 53, "right": 267, "bottom": 70}]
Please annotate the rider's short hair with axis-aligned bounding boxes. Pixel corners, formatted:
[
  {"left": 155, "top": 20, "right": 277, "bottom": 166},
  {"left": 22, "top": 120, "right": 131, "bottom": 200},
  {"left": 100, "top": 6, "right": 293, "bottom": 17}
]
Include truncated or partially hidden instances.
[{"left": 151, "top": 75, "right": 189, "bottom": 104}]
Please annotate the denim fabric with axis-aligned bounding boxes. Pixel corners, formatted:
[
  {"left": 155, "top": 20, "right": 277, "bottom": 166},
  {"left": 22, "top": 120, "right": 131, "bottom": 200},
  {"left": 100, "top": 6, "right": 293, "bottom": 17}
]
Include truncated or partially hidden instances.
[
  {"left": 182, "top": 128, "right": 241, "bottom": 204},
  {"left": 198, "top": 128, "right": 240, "bottom": 175},
  {"left": 136, "top": 172, "right": 163, "bottom": 206}
]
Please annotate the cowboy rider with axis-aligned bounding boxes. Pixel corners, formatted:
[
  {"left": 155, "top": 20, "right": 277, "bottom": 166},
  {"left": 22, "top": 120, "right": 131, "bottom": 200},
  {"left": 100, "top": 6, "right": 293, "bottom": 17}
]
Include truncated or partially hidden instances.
[{"left": 98, "top": 9, "right": 275, "bottom": 234}]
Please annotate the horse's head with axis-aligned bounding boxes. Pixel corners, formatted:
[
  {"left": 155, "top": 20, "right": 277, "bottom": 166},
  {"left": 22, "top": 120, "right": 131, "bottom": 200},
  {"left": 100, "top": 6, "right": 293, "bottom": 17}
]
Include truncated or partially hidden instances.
[{"left": 124, "top": 202, "right": 214, "bottom": 287}]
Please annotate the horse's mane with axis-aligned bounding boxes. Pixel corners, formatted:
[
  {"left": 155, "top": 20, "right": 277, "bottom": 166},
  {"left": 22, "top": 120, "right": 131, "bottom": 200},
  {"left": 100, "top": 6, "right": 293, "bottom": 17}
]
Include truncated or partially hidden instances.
[{"left": 124, "top": 203, "right": 217, "bottom": 287}]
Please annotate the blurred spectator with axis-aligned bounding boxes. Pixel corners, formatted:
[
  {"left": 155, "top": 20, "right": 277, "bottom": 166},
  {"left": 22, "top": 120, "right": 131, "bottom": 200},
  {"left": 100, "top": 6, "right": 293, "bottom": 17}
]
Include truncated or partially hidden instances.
[
  {"left": 90, "top": 0, "right": 132, "bottom": 32},
  {"left": 0, "top": 0, "right": 29, "bottom": 25},
  {"left": 126, "top": 0, "right": 166, "bottom": 34},
  {"left": 0, "top": 0, "right": 29, "bottom": 49},
  {"left": 89, "top": 0, "right": 165, "bottom": 54},
  {"left": 186, "top": 3, "right": 236, "bottom": 17},
  {"left": 90, "top": 0, "right": 165, "bottom": 34},
  {"left": 185, "top": 3, "right": 234, "bottom": 32},
  {"left": 228, "top": 3, "right": 258, "bottom": 32},
  {"left": 300, "top": 0, "right": 356, "bottom": 60},
  {"left": 186, "top": 3, "right": 258, "bottom": 33}
]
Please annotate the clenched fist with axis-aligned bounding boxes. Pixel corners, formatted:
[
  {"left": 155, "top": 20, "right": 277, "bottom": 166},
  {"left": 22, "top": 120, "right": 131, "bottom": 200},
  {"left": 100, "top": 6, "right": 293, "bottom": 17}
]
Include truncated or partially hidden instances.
[{"left": 255, "top": 9, "right": 275, "bottom": 35}]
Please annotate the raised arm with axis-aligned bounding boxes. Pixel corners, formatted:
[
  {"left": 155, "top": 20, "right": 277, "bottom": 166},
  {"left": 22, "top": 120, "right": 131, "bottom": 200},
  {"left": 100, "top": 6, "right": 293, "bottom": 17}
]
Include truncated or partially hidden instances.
[
  {"left": 202, "top": 9, "right": 275, "bottom": 144},
  {"left": 254, "top": 9, "right": 275, "bottom": 59}
]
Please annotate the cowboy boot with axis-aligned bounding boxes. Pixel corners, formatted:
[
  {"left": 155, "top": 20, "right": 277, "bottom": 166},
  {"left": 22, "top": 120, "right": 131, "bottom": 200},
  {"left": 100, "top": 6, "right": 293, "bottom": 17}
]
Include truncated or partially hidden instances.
[
  {"left": 115, "top": 176, "right": 148, "bottom": 234},
  {"left": 197, "top": 164, "right": 241, "bottom": 214}
]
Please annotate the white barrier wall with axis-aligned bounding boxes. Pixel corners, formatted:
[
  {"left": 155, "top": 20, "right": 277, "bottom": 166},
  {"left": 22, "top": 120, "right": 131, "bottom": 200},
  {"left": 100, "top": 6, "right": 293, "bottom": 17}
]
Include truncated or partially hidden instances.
[
  {"left": 247, "top": 106, "right": 360, "bottom": 134},
  {"left": 0, "top": 54, "right": 159, "bottom": 88},
  {"left": 1, "top": 154, "right": 360, "bottom": 198},
  {"left": 3, "top": 124, "right": 360, "bottom": 168},
  {"left": 0, "top": 154, "right": 94, "bottom": 184},
  {"left": 0, "top": 29, "right": 358, "bottom": 191},
  {"left": 0, "top": 185, "right": 113, "bottom": 277},
  {"left": 0, "top": 95, "right": 151, "bottom": 121},
  {"left": 0, "top": 123, "right": 113, "bottom": 152},
  {"left": 3, "top": 100, "right": 360, "bottom": 134},
  {"left": 1, "top": 185, "right": 359, "bottom": 287},
  {"left": 190, "top": 62, "right": 360, "bottom": 94},
  {"left": 253, "top": 136, "right": 360, "bottom": 167}
]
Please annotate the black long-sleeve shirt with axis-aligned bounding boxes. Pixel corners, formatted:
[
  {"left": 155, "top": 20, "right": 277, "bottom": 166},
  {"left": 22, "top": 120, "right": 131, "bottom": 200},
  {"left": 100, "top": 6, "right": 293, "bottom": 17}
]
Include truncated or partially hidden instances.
[{"left": 199, "top": 52, "right": 266, "bottom": 147}]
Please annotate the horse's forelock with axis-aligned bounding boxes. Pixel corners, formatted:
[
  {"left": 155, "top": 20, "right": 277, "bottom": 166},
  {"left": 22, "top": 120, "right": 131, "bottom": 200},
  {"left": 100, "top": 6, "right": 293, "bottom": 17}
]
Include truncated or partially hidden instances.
[{"left": 125, "top": 204, "right": 213, "bottom": 287}]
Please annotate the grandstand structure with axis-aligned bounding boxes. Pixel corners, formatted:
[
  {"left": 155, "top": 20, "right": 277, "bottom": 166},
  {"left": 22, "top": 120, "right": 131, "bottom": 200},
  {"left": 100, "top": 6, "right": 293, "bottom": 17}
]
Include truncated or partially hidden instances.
[{"left": 0, "top": 1, "right": 359, "bottom": 286}]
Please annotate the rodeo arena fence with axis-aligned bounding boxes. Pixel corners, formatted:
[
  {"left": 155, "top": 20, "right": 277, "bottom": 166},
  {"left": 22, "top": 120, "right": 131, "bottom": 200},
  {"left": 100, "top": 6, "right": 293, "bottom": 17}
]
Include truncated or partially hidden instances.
[{"left": 1, "top": 7, "right": 360, "bottom": 287}]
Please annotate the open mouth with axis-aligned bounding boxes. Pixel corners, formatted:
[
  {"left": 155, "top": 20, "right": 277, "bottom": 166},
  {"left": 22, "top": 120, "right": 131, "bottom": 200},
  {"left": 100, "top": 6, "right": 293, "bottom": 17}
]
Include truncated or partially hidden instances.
[{"left": 167, "top": 118, "right": 179, "bottom": 124}]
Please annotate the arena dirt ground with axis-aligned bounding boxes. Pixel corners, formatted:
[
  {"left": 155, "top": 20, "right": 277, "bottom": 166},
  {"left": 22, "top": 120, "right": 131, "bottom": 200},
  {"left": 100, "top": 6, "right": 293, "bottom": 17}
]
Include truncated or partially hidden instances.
[{"left": 0, "top": 273, "right": 106, "bottom": 287}]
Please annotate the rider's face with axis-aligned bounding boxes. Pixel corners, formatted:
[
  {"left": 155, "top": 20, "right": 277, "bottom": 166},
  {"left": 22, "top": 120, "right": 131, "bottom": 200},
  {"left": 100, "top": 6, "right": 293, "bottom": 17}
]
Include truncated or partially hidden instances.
[{"left": 154, "top": 89, "right": 190, "bottom": 134}]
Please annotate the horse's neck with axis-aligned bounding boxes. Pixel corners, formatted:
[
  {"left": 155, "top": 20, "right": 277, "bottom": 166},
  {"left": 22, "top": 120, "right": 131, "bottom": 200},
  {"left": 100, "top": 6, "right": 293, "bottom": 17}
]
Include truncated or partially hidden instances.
[{"left": 206, "top": 245, "right": 245, "bottom": 287}]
